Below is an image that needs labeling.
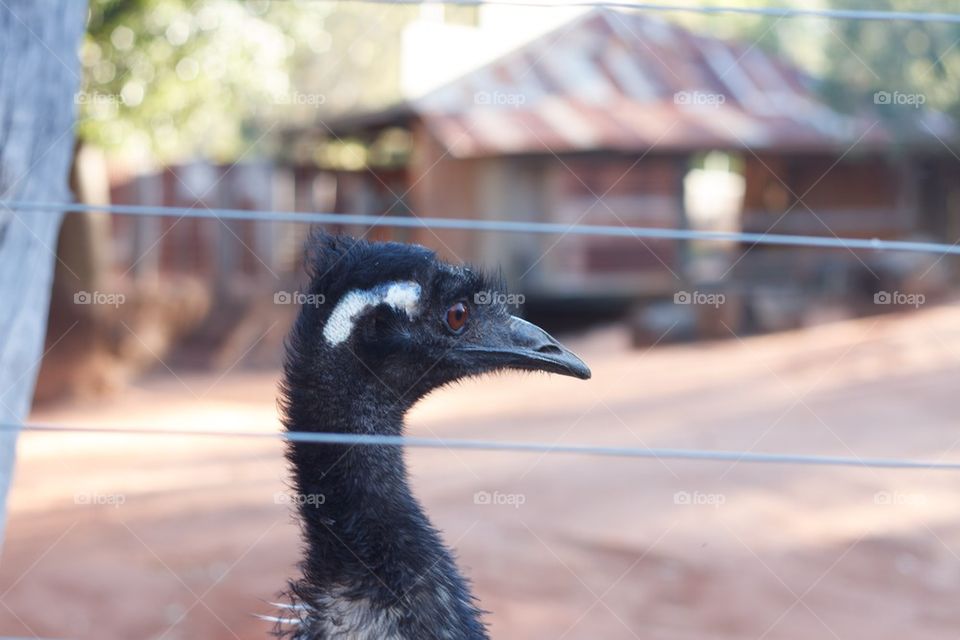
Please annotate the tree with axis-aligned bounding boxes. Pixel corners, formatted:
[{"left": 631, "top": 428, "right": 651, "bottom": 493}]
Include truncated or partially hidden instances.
[
  {"left": 78, "top": 0, "right": 418, "bottom": 164},
  {"left": 820, "top": 0, "right": 960, "bottom": 134},
  {"left": 79, "top": 0, "right": 293, "bottom": 163},
  {"left": 0, "top": 1, "right": 88, "bottom": 548}
]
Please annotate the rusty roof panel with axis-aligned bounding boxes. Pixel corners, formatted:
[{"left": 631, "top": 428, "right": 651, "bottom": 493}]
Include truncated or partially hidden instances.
[{"left": 411, "top": 9, "right": 936, "bottom": 158}]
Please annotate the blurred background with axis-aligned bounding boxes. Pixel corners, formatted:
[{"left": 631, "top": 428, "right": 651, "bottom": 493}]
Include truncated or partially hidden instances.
[{"left": 4, "top": 0, "right": 960, "bottom": 638}]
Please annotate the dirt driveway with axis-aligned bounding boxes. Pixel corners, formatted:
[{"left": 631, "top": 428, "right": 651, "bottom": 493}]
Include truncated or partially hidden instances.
[{"left": 3, "top": 307, "right": 960, "bottom": 639}]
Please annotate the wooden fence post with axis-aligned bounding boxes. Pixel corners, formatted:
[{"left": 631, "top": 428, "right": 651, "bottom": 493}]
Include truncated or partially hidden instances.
[{"left": 0, "top": 0, "right": 88, "bottom": 548}]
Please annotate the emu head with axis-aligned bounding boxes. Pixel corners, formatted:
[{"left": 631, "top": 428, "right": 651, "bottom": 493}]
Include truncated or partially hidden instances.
[{"left": 285, "top": 233, "right": 590, "bottom": 405}]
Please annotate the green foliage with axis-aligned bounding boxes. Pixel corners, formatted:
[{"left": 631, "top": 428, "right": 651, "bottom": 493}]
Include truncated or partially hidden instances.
[
  {"left": 78, "top": 0, "right": 415, "bottom": 163},
  {"left": 818, "top": 0, "right": 960, "bottom": 130},
  {"left": 79, "top": 0, "right": 293, "bottom": 162}
]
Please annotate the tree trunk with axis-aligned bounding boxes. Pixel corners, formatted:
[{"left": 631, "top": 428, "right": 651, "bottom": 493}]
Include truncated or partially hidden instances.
[
  {"left": 0, "top": 1, "right": 88, "bottom": 548},
  {"left": 33, "top": 142, "right": 113, "bottom": 403}
]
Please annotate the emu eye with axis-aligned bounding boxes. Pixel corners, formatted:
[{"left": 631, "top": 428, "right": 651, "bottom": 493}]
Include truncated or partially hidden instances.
[{"left": 445, "top": 302, "right": 468, "bottom": 334}]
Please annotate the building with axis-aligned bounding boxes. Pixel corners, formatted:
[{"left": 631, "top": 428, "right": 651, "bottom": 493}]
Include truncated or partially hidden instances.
[{"left": 324, "top": 8, "right": 958, "bottom": 331}]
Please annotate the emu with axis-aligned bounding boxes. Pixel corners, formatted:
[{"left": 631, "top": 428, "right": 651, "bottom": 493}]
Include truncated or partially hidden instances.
[{"left": 272, "top": 233, "right": 590, "bottom": 639}]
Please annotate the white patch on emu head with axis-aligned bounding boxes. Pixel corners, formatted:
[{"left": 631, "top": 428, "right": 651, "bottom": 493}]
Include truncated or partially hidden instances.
[{"left": 323, "top": 281, "right": 421, "bottom": 346}]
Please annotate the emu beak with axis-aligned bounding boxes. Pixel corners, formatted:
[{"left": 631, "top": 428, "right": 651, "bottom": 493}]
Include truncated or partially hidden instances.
[{"left": 459, "top": 316, "right": 591, "bottom": 380}]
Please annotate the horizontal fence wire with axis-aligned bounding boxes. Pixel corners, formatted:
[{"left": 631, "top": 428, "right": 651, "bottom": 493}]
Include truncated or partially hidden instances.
[
  {"left": 366, "top": 0, "right": 960, "bottom": 24},
  {"left": 6, "top": 423, "right": 960, "bottom": 471},
  {"left": 7, "top": 200, "right": 960, "bottom": 257},
  {"left": 6, "top": 197, "right": 960, "bottom": 473}
]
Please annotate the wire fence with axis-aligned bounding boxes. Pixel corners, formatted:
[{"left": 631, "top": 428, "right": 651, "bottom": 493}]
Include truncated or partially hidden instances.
[
  {"left": 8, "top": 200, "right": 960, "bottom": 257},
  {"left": 368, "top": 0, "right": 960, "bottom": 24},
  {"left": 6, "top": 423, "right": 960, "bottom": 471},
  {"left": 4, "top": 6, "right": 960, "bottom": 640},
  {"left": 6, "top": 195, "right": 960, "bottom": 472},
  {"left": 6, "top": 0, "right": 960, "bottom": 477}
]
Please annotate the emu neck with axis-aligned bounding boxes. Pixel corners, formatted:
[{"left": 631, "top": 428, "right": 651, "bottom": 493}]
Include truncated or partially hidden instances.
[
  {"left": 288, "top": 389, "right": 415, "bottom": 568},
  {"left": 284, "top": 380, "right": 488, "bottom": 639}
]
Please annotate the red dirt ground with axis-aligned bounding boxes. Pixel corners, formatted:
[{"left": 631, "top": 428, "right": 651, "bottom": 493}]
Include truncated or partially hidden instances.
[{"left": 4, "top": 306, "right": 960, "bottom": 639}]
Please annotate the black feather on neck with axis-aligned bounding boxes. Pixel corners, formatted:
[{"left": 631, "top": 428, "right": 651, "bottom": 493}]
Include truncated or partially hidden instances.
[{"left": 277, "top": 234, "right": 489, "bottom": 640}]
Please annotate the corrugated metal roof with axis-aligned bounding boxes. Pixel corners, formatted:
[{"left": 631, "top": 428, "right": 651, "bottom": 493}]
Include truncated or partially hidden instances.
[{"left": 409, "top": 9, "right": 943, "bottom": 158}]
